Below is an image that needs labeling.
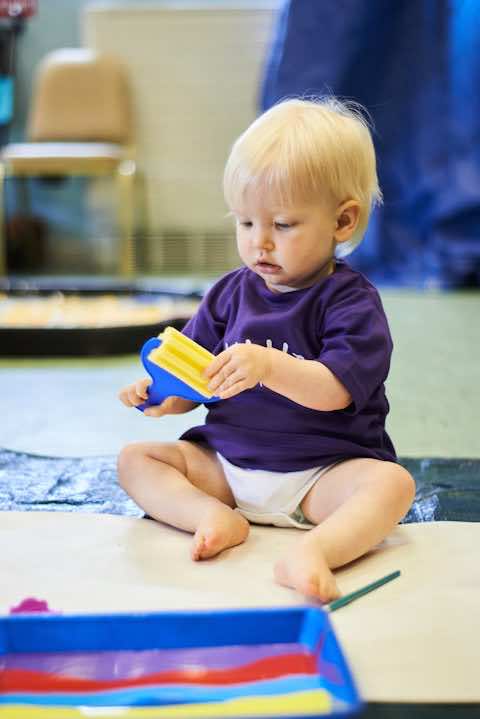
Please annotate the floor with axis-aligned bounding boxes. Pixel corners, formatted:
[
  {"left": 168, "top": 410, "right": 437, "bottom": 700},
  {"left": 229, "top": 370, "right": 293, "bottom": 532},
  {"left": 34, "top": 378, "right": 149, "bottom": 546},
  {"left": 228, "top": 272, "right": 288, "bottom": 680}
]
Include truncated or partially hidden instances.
[
  {"left": 1, "top": 284, "right": 479, "bottom": 718},
  {"left": 0, "top": 288, "right": 479, "bottom": 459},
  {"left": 1, "top": 514, "right": 478, "bottom": 705}
]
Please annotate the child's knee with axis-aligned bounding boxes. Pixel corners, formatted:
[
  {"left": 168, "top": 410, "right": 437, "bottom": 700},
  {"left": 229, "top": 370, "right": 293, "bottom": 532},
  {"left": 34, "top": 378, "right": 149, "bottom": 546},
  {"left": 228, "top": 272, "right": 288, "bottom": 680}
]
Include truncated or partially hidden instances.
[
  {"left": 117, "top": 441, "right": 187, "bottom": 489},
  {"left": 385, "top": 463, "right": 416, "bottom": 511},
  {"left": 402, "top": 467, "right": 416, "bottom": 505},
  {"left": 359, "top": 461, "right": 415, "bottom": 515},
  {"left": 117, "top": 443, "right": 150, "bottom": 488}
]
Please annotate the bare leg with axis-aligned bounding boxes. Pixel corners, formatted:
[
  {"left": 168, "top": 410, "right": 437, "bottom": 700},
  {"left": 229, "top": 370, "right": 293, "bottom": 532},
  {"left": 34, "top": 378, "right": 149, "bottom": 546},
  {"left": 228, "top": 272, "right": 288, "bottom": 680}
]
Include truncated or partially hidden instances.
[
  {"left": 274, "top": 459, "right": 415, "bottom": 602},
  {"left": 117, "top": 440, "right": 249, "bottom": 560}
]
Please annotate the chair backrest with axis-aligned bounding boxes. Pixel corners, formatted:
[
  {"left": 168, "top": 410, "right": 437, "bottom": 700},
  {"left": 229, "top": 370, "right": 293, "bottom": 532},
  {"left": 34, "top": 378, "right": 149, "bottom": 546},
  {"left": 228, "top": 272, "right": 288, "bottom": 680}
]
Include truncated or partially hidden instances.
[{"left": 27, "top": 48, "right": 133, "bottom": 144}]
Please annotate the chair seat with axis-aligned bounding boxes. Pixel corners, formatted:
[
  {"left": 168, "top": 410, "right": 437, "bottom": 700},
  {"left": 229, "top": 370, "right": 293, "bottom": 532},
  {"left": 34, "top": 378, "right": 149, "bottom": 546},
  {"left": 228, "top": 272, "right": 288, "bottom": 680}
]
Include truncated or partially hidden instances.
[{"left": 1, "top": 142, "right": 125, "bottom": 175}]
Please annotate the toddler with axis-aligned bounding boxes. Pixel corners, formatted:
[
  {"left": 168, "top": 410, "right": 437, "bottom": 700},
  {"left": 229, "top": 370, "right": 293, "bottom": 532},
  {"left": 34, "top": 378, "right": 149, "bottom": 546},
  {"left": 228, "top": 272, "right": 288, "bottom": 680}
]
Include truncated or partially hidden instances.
[{"left": 118, "top": 98, "right": 415, "bottom": 602}]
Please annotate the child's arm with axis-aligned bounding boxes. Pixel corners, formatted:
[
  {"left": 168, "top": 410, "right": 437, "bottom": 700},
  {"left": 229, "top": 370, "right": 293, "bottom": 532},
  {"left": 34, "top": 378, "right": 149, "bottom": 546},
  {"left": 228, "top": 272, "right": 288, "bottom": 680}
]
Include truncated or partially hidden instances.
[
  {"left": 205, "top": 344, "right": 351, "bottom": 411},
  {"left": 118, "top": 378, "right": 199, "bottom": 417}
]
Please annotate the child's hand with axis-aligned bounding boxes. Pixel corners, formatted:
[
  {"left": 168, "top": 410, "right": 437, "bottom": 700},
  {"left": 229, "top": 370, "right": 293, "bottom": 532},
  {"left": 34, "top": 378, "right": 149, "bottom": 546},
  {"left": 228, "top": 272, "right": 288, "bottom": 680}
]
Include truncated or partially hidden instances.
[
  {"left": 143, "top": 396, "right": 198, "bottom": 417},
  {"left": 118, "top": 378, "right": 151, "bottom": 407},
  {"left": 205, "top": 344, "right": 272, "bottom": 399},
  {"left": 118, "top": 379, "right": 197, "bottom": 416}
]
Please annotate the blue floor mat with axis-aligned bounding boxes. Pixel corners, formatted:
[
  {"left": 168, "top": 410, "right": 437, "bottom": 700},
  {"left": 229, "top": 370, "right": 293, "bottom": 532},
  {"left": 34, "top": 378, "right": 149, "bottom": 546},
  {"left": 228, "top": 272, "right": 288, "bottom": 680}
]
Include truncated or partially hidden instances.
[
  {"left": 0, "top": 449, "right": 479, "bottom": 522},
  {"left": 0, "top": 449, "right": 142, "bottom": 516}
]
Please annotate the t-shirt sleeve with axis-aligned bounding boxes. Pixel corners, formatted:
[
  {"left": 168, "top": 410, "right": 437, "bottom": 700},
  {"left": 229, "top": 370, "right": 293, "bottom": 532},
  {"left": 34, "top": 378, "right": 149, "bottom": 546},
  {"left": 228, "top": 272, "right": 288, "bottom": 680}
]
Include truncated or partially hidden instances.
[
  {"left": 181, "top": 278, "right": 230, "bottom": 354},
  {"left": 317, "top": 287, "right": 393, "bottom": 414}
]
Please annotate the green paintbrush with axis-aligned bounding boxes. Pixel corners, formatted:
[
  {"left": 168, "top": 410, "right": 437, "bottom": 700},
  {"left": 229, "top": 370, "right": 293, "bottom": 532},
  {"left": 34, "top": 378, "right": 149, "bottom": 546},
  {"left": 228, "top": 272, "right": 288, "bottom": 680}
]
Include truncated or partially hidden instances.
[{"left": 328, "top": 570, "right": 401, "bottom": 612}]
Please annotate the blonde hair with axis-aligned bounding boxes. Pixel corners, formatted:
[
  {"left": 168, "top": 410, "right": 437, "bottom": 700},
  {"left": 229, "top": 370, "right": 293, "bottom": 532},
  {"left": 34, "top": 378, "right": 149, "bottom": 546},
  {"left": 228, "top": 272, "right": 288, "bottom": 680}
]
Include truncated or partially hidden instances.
[{"left": 223, "top": 97, "right": 382, "bottom": 255}]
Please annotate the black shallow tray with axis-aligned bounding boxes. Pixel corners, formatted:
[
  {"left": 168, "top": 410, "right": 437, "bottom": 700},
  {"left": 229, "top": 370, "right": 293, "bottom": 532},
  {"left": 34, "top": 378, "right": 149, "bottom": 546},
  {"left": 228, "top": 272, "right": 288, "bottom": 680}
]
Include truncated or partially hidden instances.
[
  {"left": 0, "top": 316, "right": 192, "bottom": 357},
  {"left": 0, "top": 278, "right": 203, "bottom": 357}
]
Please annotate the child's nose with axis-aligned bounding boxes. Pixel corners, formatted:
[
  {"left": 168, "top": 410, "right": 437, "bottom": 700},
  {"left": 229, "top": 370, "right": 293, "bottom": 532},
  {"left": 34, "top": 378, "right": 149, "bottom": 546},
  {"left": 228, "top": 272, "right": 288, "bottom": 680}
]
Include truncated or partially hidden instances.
[{"left": 253, "top": 227, "right": 274, "bottom": 250}]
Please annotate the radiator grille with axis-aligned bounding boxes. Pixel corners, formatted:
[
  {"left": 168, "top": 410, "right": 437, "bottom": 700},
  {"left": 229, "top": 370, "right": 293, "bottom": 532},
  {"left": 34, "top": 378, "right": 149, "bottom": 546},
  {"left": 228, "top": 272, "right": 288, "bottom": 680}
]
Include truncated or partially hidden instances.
[{"left": 149, "top": 230, "right": 238, "bottom": 274}]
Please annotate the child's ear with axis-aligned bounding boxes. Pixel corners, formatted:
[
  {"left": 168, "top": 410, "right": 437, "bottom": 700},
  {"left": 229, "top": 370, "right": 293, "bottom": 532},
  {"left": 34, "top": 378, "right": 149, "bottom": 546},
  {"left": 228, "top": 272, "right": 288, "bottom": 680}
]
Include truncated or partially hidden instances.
[{"left": 334, "top": 201, "right": 361, "bottom": 243}]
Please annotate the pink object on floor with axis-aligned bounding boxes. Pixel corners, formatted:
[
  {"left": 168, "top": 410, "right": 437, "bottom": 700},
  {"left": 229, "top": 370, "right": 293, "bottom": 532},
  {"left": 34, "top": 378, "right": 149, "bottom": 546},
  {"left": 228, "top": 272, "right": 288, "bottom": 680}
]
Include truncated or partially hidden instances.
[{"left": 9, "top": 597, "right": 57, "bottom": 614}]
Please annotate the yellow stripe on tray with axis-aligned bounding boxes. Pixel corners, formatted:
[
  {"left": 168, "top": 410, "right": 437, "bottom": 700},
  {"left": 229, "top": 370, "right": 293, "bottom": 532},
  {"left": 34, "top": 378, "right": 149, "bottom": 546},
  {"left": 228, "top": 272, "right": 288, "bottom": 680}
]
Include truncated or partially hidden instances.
[
  {"left": 148, "top": 326, "right": 215, "bottom": 398},
  {"left": 0, "top": 688, "right": 333, "bottom": 719}
]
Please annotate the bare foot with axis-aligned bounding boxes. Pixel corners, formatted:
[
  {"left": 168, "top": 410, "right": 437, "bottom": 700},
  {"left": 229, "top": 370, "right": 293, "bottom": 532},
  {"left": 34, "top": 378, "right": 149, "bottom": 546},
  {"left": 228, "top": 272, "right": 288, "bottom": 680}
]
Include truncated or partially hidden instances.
[
  {"left": 274, "top": 536, "right": 341, "bottom": 603},
  {"left": 191, "top": 506, "right": 249, "bottom": 561}
]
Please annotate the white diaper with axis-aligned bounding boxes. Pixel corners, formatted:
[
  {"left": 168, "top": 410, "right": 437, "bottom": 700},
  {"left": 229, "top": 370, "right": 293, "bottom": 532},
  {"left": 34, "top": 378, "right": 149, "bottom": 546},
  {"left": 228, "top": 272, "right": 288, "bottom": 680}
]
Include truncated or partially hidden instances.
[{"left": 217, "top": 454, "right": 334, "bottom": 529}]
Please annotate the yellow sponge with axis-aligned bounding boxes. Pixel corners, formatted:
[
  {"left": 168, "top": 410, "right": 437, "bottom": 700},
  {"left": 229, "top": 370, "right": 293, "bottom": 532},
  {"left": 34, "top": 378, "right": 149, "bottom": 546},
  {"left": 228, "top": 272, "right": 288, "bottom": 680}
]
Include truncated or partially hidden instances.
[{"left": 147, "top": 326, "right": 215, "bottom": 399}]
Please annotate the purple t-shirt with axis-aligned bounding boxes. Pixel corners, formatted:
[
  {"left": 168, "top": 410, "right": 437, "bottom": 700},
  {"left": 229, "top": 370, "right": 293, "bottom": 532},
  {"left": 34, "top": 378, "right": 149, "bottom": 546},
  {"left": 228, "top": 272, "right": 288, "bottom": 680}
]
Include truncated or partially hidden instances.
[{"left": 181, "top": 260, "right": 396, "bottom": 471}]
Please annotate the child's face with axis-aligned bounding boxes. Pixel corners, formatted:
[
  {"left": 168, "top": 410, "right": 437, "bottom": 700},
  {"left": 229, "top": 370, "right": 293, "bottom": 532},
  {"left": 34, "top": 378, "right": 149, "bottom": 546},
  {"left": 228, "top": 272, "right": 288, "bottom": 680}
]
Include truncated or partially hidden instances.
[{"left": 232, "top": 193, "right": 341, "bottom": 292}]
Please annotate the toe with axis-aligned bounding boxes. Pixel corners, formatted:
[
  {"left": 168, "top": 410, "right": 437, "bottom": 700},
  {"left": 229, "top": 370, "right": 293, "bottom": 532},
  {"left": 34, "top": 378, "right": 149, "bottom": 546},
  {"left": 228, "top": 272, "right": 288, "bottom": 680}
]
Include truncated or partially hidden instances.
[
  {"left": 303, "top": 576, "right": 340, "bottom": 603},
  {"left": 191, "top": 529, "right": 222, "bottom": 561},
  {"left": 191, "top": 533, "right": 206, "bottom": 561}
]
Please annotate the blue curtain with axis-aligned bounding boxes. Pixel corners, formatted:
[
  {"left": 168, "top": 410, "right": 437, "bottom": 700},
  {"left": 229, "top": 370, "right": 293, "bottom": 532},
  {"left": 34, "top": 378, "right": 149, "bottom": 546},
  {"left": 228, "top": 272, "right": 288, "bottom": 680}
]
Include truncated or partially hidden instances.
[{"left": 261, "top": 0, "right": 480, "bottom": 287}]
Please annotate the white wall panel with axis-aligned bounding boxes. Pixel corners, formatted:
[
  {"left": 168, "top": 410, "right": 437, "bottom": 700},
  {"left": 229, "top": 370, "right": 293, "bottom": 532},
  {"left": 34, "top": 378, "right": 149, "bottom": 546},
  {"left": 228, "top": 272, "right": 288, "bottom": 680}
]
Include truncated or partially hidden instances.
[{"left": 84, "top": 2, "right": 280, "bottom": 269}]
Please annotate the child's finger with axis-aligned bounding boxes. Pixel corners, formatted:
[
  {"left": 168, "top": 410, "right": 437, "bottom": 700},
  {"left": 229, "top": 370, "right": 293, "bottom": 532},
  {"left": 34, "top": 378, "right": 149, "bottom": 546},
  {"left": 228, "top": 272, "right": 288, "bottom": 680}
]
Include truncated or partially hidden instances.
[
  {"left": 204, "top": 350, "right": 231, "bottom": 378},
  {"left": 125, "top": 388, "right": 140, "bottom": 405},
  {"left": 135, "top": 377, "right": 151, "bottom": 399},
  {"left": 127, "top": 386, "right": 146, "bottom": 406},
  {"left": 143, "top": 399, "right": 169, "bottom": 417},
  {"left": 118, "top": 389, "right": 132, "bottom": 406},
  {"left": 207, "top": 361, "right": 236, "bottom": 391},
  {"left": 216, "top": 370, "right": 249, "bottom": 398},
  {"left": 217, "top": 379, "right": 247, "bottom": 399},
  {"left": 119, "top": 386, "right": 139, "bottom": 406},
  {"left": 144, "top": 406, "right": 163, "bottom": 417}
]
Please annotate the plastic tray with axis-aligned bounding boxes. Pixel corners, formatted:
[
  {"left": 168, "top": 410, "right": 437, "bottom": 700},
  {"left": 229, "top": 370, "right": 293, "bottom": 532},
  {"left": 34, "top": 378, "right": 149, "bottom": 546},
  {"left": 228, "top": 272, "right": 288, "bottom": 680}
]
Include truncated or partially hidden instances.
[{"left": 0, "top": 607, "right": 362, "bottom": 718}]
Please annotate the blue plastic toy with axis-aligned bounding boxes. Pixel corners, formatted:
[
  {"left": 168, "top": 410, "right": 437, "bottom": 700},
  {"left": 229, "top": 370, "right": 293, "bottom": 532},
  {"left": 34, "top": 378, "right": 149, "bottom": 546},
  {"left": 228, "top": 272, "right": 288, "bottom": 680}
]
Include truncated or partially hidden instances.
[{"left": 137, "top": 336, "right": 220, "bottom": 412}]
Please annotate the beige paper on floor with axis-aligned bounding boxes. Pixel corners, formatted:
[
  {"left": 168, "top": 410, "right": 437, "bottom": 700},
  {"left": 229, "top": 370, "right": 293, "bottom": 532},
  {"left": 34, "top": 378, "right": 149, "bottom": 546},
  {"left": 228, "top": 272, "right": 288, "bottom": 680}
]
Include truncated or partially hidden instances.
[{"left": 0, "top": 512, "right": 478, "bottom": 703}]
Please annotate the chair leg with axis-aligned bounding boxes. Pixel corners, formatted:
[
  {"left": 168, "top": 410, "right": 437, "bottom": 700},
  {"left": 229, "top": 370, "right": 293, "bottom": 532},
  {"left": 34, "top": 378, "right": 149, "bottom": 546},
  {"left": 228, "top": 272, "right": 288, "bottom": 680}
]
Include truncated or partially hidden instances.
[
  {"left": 116, "top": 160, "right": 136, "bottom": 276},
  {"left": 0, "top": 164, "right": 6, "bottom": 275}
]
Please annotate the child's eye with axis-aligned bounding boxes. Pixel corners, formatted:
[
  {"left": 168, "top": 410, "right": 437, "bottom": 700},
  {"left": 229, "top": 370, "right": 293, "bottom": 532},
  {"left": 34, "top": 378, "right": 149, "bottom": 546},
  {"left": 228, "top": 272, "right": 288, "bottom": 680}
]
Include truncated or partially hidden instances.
[
  {"left": 239, "top": 221, "right": 252, "bottom": 228},
  {"left": 275, "top": 222, "right": 294, "bottom": 230}
]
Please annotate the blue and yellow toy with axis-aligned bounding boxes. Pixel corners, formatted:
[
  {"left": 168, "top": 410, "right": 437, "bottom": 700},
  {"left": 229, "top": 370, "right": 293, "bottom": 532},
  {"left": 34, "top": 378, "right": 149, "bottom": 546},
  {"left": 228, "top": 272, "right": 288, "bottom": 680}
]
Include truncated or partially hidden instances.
[{"left": 138, "top": 326, "right": 220, "bottom": 411}]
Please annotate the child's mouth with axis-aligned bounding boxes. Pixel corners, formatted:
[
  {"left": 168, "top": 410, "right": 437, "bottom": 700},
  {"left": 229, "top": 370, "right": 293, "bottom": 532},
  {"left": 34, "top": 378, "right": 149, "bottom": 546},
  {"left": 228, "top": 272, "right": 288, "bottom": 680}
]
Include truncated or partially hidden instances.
[{"left": 256, "top": 261, "right": 282, "bottom": 274}]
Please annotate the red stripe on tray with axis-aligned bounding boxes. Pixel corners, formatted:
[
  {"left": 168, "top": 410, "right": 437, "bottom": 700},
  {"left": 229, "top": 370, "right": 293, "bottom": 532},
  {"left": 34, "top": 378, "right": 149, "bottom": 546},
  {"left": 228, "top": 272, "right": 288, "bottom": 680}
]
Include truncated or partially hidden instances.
[{"left": 1, "top": 652, "right": 317, "bottom": 693}]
